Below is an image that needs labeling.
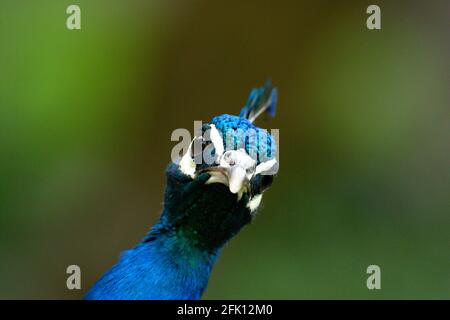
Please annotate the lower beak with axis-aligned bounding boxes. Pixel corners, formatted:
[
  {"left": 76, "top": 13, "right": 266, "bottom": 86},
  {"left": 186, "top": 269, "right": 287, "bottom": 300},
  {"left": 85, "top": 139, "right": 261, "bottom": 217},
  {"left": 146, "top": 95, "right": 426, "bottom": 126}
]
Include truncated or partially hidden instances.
[
  {"left": 200, "top": 166, "right": 250, "bottom": 194},
  {"left": 228, "top": 166, "right": 248, "bottom": 194}
]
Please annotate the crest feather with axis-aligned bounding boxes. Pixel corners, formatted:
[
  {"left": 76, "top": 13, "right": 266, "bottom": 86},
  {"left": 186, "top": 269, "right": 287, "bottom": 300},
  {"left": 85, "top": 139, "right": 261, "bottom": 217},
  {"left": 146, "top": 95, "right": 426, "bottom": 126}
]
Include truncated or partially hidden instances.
[{"left": 239, "top": 80, "right": 277, "bottom": 123}]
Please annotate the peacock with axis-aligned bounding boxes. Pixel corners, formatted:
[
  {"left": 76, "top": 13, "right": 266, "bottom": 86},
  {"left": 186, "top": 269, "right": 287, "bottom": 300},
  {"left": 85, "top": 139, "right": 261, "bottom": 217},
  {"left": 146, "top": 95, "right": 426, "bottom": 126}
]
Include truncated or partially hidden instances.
[{"left": 85, "top": 80, "right": 279, "bottom": 300}]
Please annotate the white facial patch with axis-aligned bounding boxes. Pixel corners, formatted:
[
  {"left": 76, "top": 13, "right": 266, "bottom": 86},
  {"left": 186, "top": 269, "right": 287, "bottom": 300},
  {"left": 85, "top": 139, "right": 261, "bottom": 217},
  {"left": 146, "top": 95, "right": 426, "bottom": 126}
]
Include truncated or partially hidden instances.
[
  {"left": 209, "top": 124, "right": 224, "bottom": 160},
  {"left": 179, "top": 137, "right": 196, "bottom": 178},
  {"left": 255, "top": 158, "right": 278, "bottom": 176},
  {"left": 247, "top": 194, "right": 263, "bottom": 212}
]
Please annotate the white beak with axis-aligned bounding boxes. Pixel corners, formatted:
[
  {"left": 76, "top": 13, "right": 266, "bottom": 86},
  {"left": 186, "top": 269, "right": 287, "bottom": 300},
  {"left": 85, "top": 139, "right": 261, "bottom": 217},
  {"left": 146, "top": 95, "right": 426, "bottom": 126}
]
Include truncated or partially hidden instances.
[
  {"left": 216, "top": 149, "right": 256, "bottom": 194},
  {"left": 228, "top": 165, "right": 249, "bottom": 194}
]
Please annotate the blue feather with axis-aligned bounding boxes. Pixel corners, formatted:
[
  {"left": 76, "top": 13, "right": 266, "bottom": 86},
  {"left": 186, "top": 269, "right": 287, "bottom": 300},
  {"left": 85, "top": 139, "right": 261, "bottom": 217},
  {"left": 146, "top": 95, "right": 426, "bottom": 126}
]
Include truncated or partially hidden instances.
[
  {"left": 239, "top": 80, "right": 277, "bottom": 122},
  {"left": 267, "top": 87, "right": 277, "bottom": 117}
]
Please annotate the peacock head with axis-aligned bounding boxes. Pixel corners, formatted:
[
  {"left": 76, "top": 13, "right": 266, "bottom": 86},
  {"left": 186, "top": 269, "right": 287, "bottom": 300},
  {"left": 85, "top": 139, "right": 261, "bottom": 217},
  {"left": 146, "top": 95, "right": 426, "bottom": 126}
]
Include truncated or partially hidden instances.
[{"left": 162, "top": 81, "right": 278, "bottom": 250}]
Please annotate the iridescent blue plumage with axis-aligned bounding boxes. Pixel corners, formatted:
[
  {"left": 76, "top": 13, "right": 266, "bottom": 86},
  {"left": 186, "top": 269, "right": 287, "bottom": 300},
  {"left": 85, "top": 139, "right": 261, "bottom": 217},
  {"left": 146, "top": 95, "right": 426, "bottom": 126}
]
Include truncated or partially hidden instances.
[
  {"left": 211, "top": 115, "right": 276, "bottom": 163},
  {"left": 85, "top": 81, "right": 278, "bottom": 300},
  {"left": 239, "top": 80, "right": 277, "bottom": 121}
]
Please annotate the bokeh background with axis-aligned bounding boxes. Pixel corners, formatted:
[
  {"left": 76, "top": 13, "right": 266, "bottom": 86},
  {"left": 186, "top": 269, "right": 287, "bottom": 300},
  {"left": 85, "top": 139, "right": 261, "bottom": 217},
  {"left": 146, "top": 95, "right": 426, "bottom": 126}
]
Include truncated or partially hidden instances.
[{"left": 0, "top": 0, "right": 448, "bottom": 299}]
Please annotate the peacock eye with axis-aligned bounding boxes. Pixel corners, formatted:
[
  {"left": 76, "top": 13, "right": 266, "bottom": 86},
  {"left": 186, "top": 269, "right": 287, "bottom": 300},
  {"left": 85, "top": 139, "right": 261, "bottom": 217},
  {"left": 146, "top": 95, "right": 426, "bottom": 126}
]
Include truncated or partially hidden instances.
[{"left": 259, "top": 175, "right": 274, "bottom": 193}]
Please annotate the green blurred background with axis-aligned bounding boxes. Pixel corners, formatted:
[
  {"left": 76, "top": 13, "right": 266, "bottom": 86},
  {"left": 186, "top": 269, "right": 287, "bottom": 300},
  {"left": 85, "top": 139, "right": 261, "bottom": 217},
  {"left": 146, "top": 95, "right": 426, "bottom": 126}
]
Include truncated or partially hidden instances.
[{"left": 0, "top": 0, "right": 448, "bottom": 299}]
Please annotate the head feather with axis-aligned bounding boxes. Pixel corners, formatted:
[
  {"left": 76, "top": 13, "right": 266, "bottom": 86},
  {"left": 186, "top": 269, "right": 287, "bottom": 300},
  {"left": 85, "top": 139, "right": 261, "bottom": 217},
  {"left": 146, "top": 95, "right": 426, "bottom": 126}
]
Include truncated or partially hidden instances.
[{"left": 239, "top": 80, "right": 278, "bottom": 123}]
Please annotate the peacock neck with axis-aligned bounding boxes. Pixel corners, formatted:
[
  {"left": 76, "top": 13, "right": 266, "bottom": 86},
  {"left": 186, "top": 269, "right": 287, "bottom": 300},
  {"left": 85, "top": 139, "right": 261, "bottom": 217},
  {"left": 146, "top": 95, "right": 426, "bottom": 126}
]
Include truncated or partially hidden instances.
[
  {"left": 133, "top": 220, "right": 220, "bottom": 299},
  {"left": 85, "top": 219, "right": 220, "bottom": 300}
]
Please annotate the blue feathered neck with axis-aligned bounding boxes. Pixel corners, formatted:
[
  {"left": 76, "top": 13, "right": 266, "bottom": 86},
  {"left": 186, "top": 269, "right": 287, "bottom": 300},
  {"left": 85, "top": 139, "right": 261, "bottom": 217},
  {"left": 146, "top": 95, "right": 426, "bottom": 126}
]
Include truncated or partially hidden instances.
[{"left": 85, "top": 217, "right": 219, "bottom": 300}]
